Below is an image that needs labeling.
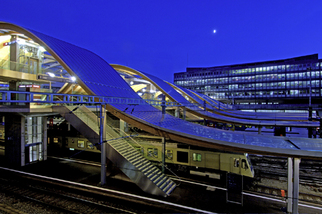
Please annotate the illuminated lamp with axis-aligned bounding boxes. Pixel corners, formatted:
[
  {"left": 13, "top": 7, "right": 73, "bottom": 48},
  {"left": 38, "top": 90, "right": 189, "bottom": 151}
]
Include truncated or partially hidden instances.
[{"left": 47, "top": 72, "right": 55, "bottom": 77}]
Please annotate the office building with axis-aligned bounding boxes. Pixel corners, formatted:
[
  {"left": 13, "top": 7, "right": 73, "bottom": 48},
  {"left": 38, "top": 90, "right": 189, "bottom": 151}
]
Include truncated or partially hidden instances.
[{"left": 174, "top": 54, "right": 322, "bottom": 109}]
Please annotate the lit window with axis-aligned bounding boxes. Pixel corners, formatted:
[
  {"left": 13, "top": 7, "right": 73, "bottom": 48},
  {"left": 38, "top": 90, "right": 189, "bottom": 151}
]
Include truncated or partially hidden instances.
[
  {"left": 192, "top": 153, "right": 202, "bottom": 162},
  {"left": 234, "top": 158, "right": 240, "bottom": 167},
  {"left": 78, "top": 140, "right": 85, "bottom": 148},
  {"left": 87, "top": 141, "right": 94, "bottom": 149},
  {"left": 148, "top": 148, "right": 158, "bottom": 158},
  {"left": 166, "top": 150, "right": 173, "bottom": 160}
]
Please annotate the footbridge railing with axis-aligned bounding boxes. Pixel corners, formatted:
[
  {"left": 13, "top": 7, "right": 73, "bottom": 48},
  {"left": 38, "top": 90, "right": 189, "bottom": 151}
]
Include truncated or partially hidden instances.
[{"left": 0, "top": 90, "right": 200, "bottom": 108}]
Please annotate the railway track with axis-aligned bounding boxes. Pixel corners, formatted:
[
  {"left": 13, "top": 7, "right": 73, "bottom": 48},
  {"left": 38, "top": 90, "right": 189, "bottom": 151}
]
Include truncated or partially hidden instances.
[
  {"left": 0, "top": 173, "right": 137, "bottom": 213},
  {"left": 0, "top": 166, "right": 212, "bottom": 214},
  {"left": 249, "top": 155, "right": 322, "bottom": 204}
]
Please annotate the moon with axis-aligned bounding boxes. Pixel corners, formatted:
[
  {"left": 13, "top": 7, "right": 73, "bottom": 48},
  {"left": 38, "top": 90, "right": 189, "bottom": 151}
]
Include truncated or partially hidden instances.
[{"left": 213, "top": 30, "right": 216, "bottom": 33}]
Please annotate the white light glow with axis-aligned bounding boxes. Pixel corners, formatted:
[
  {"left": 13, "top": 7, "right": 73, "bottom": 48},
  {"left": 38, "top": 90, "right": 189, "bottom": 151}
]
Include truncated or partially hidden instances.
[
  {"left": 130, "top": 81, "right": 134, "bottom": 85},
  {"left": 39, "top": 46, "right": 46, "bottom": 52},
  {"left": 17, "top": 39, "right": 26, "bottom": 45},
  {"left": 47, "top": 72, "right": 55, "bottom": 77},
  {"left": 213, "top": 30, "right": 216, "bottom": 33},
  {"left": 71, "top": 76, "right": 76, "bottom": 82}
]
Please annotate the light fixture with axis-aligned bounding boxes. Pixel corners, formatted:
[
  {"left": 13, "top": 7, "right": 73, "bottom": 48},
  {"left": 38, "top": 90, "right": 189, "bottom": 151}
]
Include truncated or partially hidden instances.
[
  {"left": 71, "top": 76, "right": 76, "bottom": 82},
  {"left": 47, "top": 72, "right": 55, "bottom": 77},
  {"left": 39, "top": 46, "right": 46, "bottom": 52}
]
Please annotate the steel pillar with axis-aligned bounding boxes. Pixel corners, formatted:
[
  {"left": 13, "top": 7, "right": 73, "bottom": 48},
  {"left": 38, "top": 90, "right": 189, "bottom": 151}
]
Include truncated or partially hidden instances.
[
  {"left": 100, "top": 105, "right": 107, "bottom": 185},
  {"left": 161, "top": 95, "right": 166, "bottom": 115},
  {"left": 162, "top": 137, "right": 165, "bottom": 173}
]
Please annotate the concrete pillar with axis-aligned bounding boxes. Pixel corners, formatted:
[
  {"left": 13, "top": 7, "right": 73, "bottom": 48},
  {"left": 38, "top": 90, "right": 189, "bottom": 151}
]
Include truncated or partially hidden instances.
[
  {"left": 5, "top": 114, "right": 24, "bottom": 166},
  {"left": 287, "top": 157, "right": 293, "bottom": 213},
  {"left": 100, "top": 105, "right": 107, "bottom": 185},
  {"left": 292, "top": 158, "right": 301, "bottom": 214},
  {"left": 258, "top": 126, "right": 262, "bottom": 134},
  {"left": 42, "top": 116, "right": 47, "bottom": 161},
  {"left": 20, "top": 116, "right": 25, "bottom": 166}
]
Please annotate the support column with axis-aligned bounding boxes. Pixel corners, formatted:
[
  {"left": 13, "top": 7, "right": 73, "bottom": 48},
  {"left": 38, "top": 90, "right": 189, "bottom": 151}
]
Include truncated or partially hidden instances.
[
  {"left": 42, "top": 116, "right": 47, "bottom": 161},
  {"left": 100, "top": 105, "right": 107, "bottom": 186},
  {"left": 183, "top": 107, "right": 186, "bottom": 120},
  {"left": 10, "top": 35, "right": 19, "bottom": 71},
  {"left": 287, "top": 157, "right": 293, "bottom": 213},
  {"left": 308, "top": 107, "right": 313, "bottom": 138},
  {"left": 20, "top": 116, "right": 25, "bottom": 166},
  {"left": 175, "top": 107, "right": 180, "bottom": 118},
  {"left": 120, "top": 119, "right": 125, "bottom": 136},
  {"left": 258, "top": 126, "right": 262, "bottom": 134},
  {"left": 292, "top": 158, "right": 301, "bottom": 214},
  {"left": 161, "top": 95, "right": 166, "bottom": 115},
  {"left": 162, "top": 137, "right": 165, "bottom": 173}
]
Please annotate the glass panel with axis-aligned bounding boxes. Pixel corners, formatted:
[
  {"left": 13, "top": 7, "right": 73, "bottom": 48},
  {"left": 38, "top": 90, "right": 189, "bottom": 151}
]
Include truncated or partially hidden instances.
[{"left": 192, "top": 153, "right": 202, "bottom": 162}]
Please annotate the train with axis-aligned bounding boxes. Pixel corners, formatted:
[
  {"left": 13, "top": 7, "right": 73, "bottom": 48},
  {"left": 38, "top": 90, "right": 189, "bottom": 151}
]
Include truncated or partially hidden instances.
[{"left": 49, "top": 134, "right": 255, "bottom": 179}]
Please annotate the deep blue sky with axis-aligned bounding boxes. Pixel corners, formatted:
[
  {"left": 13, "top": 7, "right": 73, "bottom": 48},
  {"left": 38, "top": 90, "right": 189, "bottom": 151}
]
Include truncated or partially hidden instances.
[{"left": 2, "top": 0, "right": 322, "bottom": 82}]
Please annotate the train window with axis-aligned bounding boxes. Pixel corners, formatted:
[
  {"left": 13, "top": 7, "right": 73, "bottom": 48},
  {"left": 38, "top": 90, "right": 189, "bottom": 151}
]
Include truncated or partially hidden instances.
[
  {"left": 87, "top": 142, "right": 94, "bottom": 149},
  {"left": 78, "top": 140, "right": 85, "bottom": 148},
  {"left": 148, "top": 148, "right": 158, "bottom": 158},
  {"left": 177, "top": 151, "right": 188, "bottom": 163},
  {"left": 242, "top": 159, "right": 248, "bottom": 169},
  {"left": 53, "top": 138, "right": 59, "bottom": 143},
  {"left": 192, "top": 153, "right": 202, "bottom": 162},
  {"left": 135, "top": 146, "right": 144, "bottom": 155},
  {"left": 166, "top": 150, "right": 173, "bottom": 160},
  {"left": 234, "top": 158, "right": 240, "bottom": 167}
]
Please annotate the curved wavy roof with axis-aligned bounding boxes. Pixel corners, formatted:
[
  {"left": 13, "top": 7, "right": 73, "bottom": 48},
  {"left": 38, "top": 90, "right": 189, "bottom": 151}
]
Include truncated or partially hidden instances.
[
  {"left": 2, "top": 22, "right": 322, "bottom": 158},
  {"left": 0, "top": 22, "right": 138, "bottom": 99},
  {"left": 111, "top": 64, "right": 316, "bottom": 126}
]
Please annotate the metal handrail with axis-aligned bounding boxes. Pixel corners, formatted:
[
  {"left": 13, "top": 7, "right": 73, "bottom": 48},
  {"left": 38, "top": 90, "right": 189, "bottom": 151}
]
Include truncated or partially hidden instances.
[
  {"left": 110, "top": 125, "right": 181, "bottom": 186},
  {"left": 0, "top": 90, "right": 204, "bottom": 109}
]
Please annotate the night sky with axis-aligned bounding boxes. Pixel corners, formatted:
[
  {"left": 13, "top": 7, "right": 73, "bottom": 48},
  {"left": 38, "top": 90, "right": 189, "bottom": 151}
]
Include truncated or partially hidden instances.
[{"left": 2, "top": 0, "right": 322, "bottom": 82}]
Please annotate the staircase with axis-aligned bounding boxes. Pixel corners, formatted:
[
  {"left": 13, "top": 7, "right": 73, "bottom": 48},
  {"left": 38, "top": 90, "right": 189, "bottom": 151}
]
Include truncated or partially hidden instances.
[{"left": 53, "top": 105, "right": 177, "bottom": 197}]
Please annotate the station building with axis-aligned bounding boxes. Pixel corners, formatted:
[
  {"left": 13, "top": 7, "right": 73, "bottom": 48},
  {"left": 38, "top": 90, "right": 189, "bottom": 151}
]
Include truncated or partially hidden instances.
[{"left": 173, "top": 54, "right": 322, "bottom": 110}]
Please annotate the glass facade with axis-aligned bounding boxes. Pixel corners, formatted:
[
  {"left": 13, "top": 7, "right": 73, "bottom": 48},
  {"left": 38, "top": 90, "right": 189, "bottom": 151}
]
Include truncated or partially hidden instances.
[{"left": 173, "top": 54, "right": 322, "bottom": 106}]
